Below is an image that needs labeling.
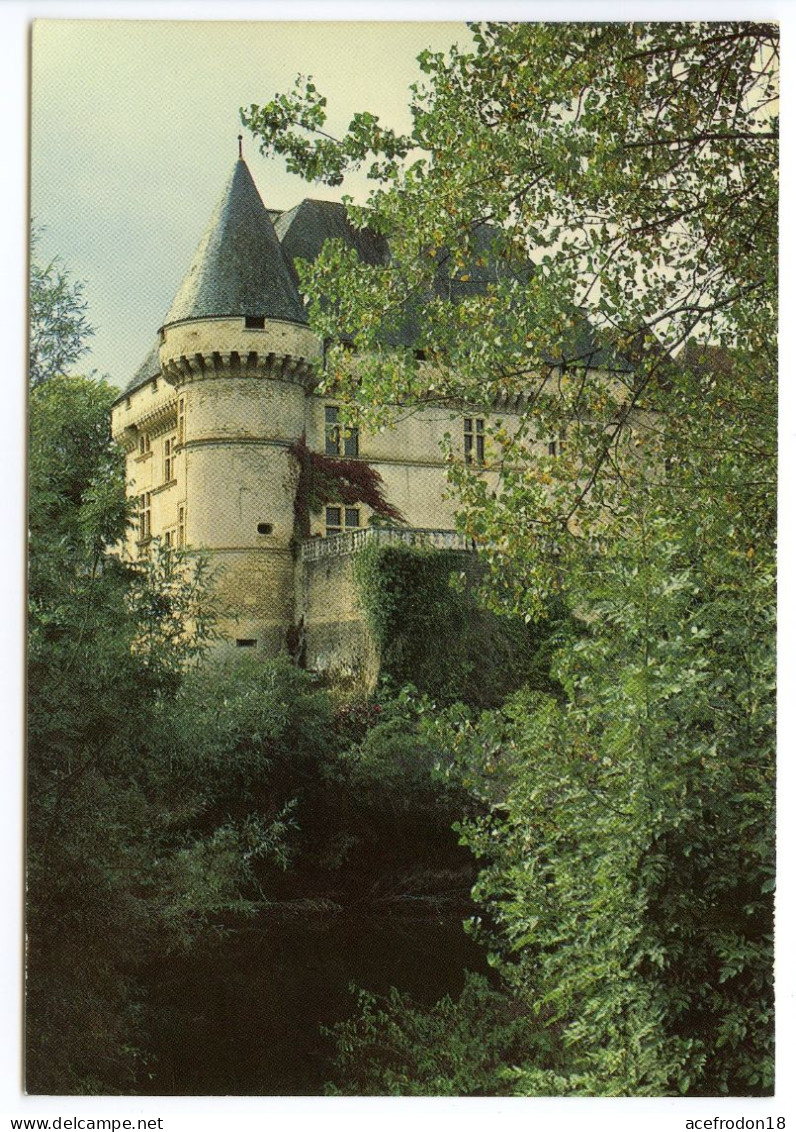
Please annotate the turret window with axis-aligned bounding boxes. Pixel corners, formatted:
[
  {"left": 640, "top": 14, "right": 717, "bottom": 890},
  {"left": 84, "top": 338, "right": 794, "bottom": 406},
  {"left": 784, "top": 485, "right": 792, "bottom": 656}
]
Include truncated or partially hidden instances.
[
  {"left": 138, "top": 433, "right": 151, "bottom": 457},
  {"left": 245, "top": 315, "right": 265, "bottom": 329},
  {"left": 177, "top": 397, "right": 185, "bottom": 445},
  {"left": 325, "top": 406, "right": 359, "bottom": 458},
  {"left": 178, "top": 504, "right": 186, "bottom": 548}
]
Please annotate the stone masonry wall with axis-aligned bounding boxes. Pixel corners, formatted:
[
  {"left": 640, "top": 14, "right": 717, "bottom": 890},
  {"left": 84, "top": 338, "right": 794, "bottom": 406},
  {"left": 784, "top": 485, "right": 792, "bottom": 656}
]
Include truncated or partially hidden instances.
[{"left": 298, "top": 552, "right": 380, "bottom": 688}]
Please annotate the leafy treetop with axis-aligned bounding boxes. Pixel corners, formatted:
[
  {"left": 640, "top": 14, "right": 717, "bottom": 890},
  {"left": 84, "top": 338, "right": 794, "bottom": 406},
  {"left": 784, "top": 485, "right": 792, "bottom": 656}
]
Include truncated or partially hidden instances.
[
  {"left": 29, "top": 227, "right": 94, "bottom": 387},
  {"left": 243, "top": 21, "right": 777, "bottom": 616}
]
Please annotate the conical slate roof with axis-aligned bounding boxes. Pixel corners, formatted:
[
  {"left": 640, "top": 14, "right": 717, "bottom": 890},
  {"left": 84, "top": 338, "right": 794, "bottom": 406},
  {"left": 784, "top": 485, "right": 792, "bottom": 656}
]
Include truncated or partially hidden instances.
[{"left": 163, "top": 158, "right": 307, "bottom": 328}]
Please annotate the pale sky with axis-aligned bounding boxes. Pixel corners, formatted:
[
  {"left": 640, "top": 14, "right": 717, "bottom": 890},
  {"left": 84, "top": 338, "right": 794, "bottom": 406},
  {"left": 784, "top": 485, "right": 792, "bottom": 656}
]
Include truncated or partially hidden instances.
[{"left": 30, "top": 19, "right": 470, "bottom": 388}]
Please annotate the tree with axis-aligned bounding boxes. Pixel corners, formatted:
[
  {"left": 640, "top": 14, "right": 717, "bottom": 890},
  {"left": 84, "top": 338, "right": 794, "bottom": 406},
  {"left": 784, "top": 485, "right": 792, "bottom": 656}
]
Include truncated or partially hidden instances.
[
  {"left": 243, "top": 22, "right": 777, "bottom": 1096},
  {"left": 26, "top": 373, "right": 294, "bottom": 1093},
  {"left": 29, "top": 228, "right": 94, "bottom": 386},
  {"left": 324, "top": 972, "right": 547, "bottom": 1096},
  {"left": 243, "top": 24, "right": 776, "bottom": 601}
]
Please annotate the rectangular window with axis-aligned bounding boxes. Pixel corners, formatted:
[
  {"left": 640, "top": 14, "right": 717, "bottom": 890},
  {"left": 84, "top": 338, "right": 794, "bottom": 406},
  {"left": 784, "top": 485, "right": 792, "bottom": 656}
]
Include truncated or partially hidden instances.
[
  {"left": 163, "top": 436, "right": 176, "bottom": 483},
  {"left": 138, "top": 433, "right": 151, "bottom": 456},
  {"left": 325, "top": 506, "right": 360, "bottom": 536},
  {"left": 178, "top": 504, "right": 186, "bottom": 548},
  {"left": 236, "top": 639, "right": 257, "bottom": 648},
  {"left": 138, "top": 492, "right": 152, "bottom": 541},
  {"left": 325, "top": 406, "right": 340, "bottom": 456},
  {"left": 325, "top": 405, "right": 359, "bottom": 457},
  {"left": 164, "top": 529, "right": 175, "bottom": 548},
  {"left": 245, "top": 315, "right": 265, "bottom": 329},
  {"left": 464, "top": 418, "right": 485, "bottom": 464},
  {"left": 177, "top": 396, "right": 185, "bottom": 445},
  {"left": 548, "top": 434, "right": 566, "bottom": 458}
]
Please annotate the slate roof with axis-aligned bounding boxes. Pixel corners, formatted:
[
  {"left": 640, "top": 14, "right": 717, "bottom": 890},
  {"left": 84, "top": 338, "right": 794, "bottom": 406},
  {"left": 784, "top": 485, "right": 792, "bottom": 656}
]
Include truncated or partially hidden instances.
[
  {"left": 274, "top": 203, "right": 517, "bottom": 348},
  {"left": 118, "top": 161, "right": 629, "bottom": 395},
  {"left": 275, "top": 198, "right": 389, "bottom": 284},
  {"left": 551, "top": 320, "right": 632, "bottom": 373},
  {"left": 270, "top": 207, "right": 627, "bottom": 367},
  {"left": 118, "top": 339, "right": 161, "bottom": 400},
  {"left": 163, "top": 158, "right": 307, "bottom": 328}
]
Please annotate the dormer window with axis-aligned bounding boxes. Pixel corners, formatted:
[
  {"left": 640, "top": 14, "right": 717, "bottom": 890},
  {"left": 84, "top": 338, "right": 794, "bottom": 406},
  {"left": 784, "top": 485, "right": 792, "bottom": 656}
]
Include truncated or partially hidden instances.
[{"left": 245, "top": 315, "right": 265, "bottom": 329}]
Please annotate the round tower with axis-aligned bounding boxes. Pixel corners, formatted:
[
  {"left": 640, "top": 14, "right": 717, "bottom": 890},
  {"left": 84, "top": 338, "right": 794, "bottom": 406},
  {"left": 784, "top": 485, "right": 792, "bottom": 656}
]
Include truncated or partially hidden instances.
[{"left": 158, "top": 153, "right": 320, "bottom": 654}]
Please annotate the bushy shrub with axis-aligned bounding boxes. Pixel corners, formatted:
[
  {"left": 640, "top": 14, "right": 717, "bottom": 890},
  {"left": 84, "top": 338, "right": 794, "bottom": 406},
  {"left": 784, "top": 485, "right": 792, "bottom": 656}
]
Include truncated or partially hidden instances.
[{"left": 324, "top": 972, "right": 552, "bottom": 1096}]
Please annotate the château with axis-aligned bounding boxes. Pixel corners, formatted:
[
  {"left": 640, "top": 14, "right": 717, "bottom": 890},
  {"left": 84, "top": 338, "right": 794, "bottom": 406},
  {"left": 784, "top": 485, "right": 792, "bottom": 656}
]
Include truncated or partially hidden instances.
[{"left": 110, "top": 152, "right": 622, "bottom": 679}]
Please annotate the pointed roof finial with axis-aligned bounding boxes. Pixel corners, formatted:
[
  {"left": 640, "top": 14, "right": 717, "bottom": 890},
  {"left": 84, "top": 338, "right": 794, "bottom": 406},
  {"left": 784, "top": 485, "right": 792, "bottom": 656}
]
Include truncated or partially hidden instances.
[{"left": 238, "top": 133, "right": 243, "bottom": 160}]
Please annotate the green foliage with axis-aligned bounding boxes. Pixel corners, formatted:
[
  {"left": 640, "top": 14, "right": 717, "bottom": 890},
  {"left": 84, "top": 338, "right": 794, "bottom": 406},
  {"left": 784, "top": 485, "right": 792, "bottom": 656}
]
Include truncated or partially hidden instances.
[
  {"left": 246, "top": 23, "right": 776, "bottom": 1097},
  {"left": 29, "top": 373, "right": 126, "bottom": 555},
  {"left": 354, "top": 540, "right": 568, "bottom": 708},
  {"left": 163, "top": 656, "right": 334, "bottom": 826},
  {"left": 445, "top": 511, "right": 774, "bottom": 1096},
  {"left": 30, "top": 228, "right": 94, "bottom": 387},
  {"left": 241, "top": 76, "right": 413, "bottom": 188},
  {"left": 26, "top": 372, "right": 283, "bottom": 1092},
  {"left": 333, "top": 690, "right": 453, "bottom": 818},
  {"left": 244, "top": 23, "right": 777, "bottom": 611},
  {"left": 288, "top": 687, "right": 469, "bottom": 879},
  {"left": 324, "top": 972, "right": 550, "bottom": 1096}
]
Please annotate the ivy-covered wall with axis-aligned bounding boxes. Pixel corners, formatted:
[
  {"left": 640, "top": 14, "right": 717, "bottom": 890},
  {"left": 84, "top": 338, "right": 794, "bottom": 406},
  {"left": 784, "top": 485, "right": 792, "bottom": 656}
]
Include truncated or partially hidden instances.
[{"left": 353, "top": 541, "right": 564, "bottom": 708}]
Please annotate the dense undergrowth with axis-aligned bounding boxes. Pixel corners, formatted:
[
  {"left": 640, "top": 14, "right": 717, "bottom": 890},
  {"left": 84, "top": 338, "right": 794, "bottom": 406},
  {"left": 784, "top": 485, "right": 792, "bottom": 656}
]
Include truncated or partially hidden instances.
[{"left": 28, "top": 378, "right": 774, "bottom": 1095}]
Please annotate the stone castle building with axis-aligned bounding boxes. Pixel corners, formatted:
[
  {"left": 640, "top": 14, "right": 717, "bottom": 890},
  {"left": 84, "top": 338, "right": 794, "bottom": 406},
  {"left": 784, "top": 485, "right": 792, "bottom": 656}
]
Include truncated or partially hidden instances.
[{"left": 110, "top": 154, "right": 616, "bottom": 677}]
